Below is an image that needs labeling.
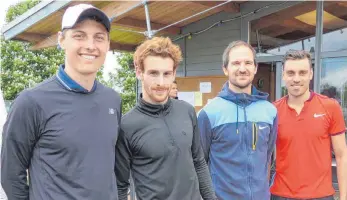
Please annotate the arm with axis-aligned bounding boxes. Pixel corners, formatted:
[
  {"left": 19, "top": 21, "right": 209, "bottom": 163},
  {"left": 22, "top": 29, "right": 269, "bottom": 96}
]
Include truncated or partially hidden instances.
[
  {"left": 1, "top": 92, "right": 41, "bottom": 200},
  {"left": 332, "top": 133, "right": 347, "bottom": 200},
  {"left": 328, "top": 100, "right": 347, "bottom": 200},
  {"left": 267, "top": 115, "right": 278, "bottom": 179},
  {"left": 197, "top": 109, "right": 213, "bottom": 163},
  {"left": 192, "top": 109, "right": 216, "bottom": 200},
  {"left": 115, "top": 127, "right": 132, "bottom": 200}
]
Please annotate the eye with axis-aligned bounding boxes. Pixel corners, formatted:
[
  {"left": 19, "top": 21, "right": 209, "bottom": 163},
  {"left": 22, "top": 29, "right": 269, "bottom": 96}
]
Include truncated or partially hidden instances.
[
  {"left": 245, "top": 61, "right": 254, "bottom": 65},
  {"left": 299, "top": 71, "right": 307, "bottom": 75},
  {"left": 164, "top": 72, "right": 173, "bottom": 76},
  {"left": 149, "top": 71, "right": 158, "bottom": 76},
  {"left": 287, "top": 71, "right": 294, "bottom": 76},
  {"left": 231, "top": 61, "right": 241, "bottom": 66},
  {"left": 73, "top": 34, "right": 84, "bottom": 40},
  {"left": 95, "top": 35, "right": 105, "bottom": 41}
]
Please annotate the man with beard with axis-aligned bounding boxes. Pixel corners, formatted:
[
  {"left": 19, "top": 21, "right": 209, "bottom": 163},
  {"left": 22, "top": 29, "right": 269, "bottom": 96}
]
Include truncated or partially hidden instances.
[
  {"left": 115, "top": 37, "right": 216, "bottom": 200},
  {"left": 270, "top": 50, "right": 347, "bottom": 200},
  {"left": 1, "top": 4, "right": 121, "bottom": 200},
  {"left": 198, "top": 40, "right": 278, "bottom": 200}
]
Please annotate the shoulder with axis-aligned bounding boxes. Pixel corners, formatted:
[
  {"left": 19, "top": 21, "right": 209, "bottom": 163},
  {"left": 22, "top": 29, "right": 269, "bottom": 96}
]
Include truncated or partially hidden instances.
[
  {"left": 23, "top": 76, "right": 58, "bottom": 97},
  {"left": 197, "top": 97, "right": 232, "bottom": 126},
  {"left": 120, "top": 106, "right": 140, "bottom": 133},
  {"left": 273, "top": 96, "right": 287, "bottom": 109},
  {"left": 315, "top": 93, "right": 342, "bottom": 113},
  {"left": 200, "top": 97, "right": 230, "bottom": 116},
  {"left": 247, "top": 100, "right": 277, "bottom": 124},
  {"left": 9, "top": 89, "right": 41, "bottom": 116},
  {"left": 257, "top": 99, "right": 277, "bottom": 109},
  {"left": 172, "top": 98, "right": 195, "bottom": 112},
  {"left": 14, "top": 77, "right": 57, "bottom": 105}
]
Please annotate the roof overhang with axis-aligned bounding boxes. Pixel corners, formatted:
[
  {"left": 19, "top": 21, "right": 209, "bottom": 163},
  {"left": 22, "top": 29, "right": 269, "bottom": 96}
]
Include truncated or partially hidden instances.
[{"left": 1, "top": 1, "right": 245, "bottom": 52}]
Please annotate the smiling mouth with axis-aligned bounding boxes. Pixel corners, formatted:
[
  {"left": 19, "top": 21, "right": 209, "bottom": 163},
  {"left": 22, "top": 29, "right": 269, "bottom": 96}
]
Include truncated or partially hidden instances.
[{"left": 80, "top": 54, "right": 97, "bottom": 60}]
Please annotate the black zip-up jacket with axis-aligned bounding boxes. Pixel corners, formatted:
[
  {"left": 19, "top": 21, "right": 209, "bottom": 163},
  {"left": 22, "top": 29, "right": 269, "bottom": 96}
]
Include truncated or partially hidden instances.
[{"left": 116, "top": 98, "right": 216, "bottom": 200}]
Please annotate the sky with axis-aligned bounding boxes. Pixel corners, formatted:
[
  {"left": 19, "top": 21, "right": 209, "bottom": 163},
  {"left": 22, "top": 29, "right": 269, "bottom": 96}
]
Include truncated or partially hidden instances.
[{"left": 0, "top": 0, "right": 119, "bottom": 81}]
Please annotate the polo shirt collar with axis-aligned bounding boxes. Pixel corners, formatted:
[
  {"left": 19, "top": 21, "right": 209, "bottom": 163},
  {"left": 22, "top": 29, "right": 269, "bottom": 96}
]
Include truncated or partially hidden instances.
[
  {"left": 286, "top": 90, "right": 315, "bottom": 103},
  {"left": 56, "top": 64, "right": 97, "bottom": 93}
]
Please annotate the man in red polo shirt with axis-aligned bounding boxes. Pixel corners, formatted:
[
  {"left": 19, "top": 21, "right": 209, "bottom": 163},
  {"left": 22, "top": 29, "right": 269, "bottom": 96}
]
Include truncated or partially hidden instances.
[{"left": 271, "top": 50, "right": 347, "bottom": 200}]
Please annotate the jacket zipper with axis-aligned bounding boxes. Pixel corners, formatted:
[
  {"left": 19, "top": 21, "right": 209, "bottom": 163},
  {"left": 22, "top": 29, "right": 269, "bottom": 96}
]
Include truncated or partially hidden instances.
[
  {"left": 162, "top": 115, "right": 176, "bottom": 147},
  {"left": 243, "top": 106, "right": 253, "bottom": 200},
  {"left": 252, "top": 122, "right": 258, "bottom": 151}
]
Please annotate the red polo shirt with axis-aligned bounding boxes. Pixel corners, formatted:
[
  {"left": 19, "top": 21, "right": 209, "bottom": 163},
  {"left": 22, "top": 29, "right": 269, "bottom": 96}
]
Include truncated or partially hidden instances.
[{"left": 271, "top": 92, "right": 346, "bottom": 199}]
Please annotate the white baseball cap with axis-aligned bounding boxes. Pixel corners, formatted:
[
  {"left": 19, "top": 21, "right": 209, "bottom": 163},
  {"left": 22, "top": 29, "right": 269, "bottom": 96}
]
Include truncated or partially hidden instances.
[{"left": 61, "top": 4, "right": 110, "bottom": 32}]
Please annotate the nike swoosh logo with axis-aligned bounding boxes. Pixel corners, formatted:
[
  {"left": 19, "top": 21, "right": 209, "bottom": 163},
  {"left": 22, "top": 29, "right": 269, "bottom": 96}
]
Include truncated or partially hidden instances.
[
  {"left": 314, "top": 113, "right": 326, "bottom": 118},
  {"left": 259, "top": 126, "right": 268, "bottom": 130}
]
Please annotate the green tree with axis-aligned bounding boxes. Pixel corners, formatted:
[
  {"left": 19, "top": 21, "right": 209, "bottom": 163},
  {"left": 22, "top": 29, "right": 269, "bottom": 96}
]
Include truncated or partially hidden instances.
[
  {"left": 103, "top": 53, "right": 136, "bottom": 114},
  {"left": 0, "top": 38, "right": 64, "bottom": 100},
  {"left": 0, "top": 0, "right": 134, "bottom": 107},
  {"left": 1, "top": 0, "right": 65, "bottom": 100},
  {"left": 6, "top": 0, "right": 41, "bottom": 22}
]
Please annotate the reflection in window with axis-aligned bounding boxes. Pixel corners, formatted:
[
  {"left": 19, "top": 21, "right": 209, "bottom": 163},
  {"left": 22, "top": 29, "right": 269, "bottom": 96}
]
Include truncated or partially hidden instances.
[
  {"left": 250, "top": 1, "right": 347, "bottom": 55},
  {"left": 266, "top": 28, "right": 347, "bottom": 55},
  {"left": 321, "top": 57, "right": 347, "bottom": 124}
]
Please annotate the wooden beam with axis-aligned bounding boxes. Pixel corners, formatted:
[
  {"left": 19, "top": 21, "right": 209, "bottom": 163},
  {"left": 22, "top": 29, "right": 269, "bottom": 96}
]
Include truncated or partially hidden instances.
[
  {"left": 16, "top": 32, "right": 49, "bottom": 43},
  {"left": 252, "top": 2, "right": 319, "bottom": 30},
  {"left": 101, "top": 1, "right": 144, "bottom": 21},
  {"left": 324, "top": 3, "right": 347, "bottom": 21},
  {"left": 110, "top": 42, "right": 136, "bottom": 52},
  {"left": 113, "top": 17, "right": 180, "bottom": 35},
  {"left": 252, "top": 1, "right": 338, "bottom": 30},
  {"left": 261, "top": 26, "right": 297, "bottom": 38},
  {"left": 29, "top": 32, "right": 136, "bottom": 52},
  {"left": 281, "top": 19, "right": 316, "bottom": 35},
  {"left": 30, "top": 34, "right": 58, "bottom": 50},
  {"left": 337, "top": 2, "right": 347, "bottom": 7},
  {"left": 192, "top": 1, "right": 240, "bottom": 13},
  {"left": 264, "top": 18, "right": 328, "bottom": 39},
  {"left": 26, "top": 1, "right": 145, "bottom": 50}
]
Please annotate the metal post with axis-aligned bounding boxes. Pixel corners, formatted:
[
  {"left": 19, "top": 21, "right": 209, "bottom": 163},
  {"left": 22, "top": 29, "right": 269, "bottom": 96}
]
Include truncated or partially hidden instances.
[
  {"left": 313, "top": 0, "right": 324, "bottom": 93},
  {"left": 275, "top": 62, "right": 283, "bottom": 100},
  {"left": 183, "top": 37, "right": 187, "bottom": 77},
  {"left": 143, "top": 0, "right": 153, "bottom": 38}
]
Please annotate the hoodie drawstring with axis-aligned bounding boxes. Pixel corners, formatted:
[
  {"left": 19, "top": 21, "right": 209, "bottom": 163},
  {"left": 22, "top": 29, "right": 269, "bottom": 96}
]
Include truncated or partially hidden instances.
[{"left": 236, "top": 96, "right": 239, "bottom": 134}]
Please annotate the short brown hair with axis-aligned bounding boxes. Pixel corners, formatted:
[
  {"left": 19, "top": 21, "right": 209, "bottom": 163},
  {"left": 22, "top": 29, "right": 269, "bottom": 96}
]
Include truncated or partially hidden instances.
[
  {"left": 134, "top": 37, "right": 182, "bottom": 71},
  {"left": 283, "top": 50, "right": 312, "bottom": 68},
  {"left": 222, "top": 40, "right": 256, "bottom": 68}
]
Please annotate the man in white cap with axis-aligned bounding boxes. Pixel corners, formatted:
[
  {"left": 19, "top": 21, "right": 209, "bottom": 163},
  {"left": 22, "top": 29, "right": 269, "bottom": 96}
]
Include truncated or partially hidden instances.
[{"left": 1, "top": 4, "right": 121, "bottom": 200}]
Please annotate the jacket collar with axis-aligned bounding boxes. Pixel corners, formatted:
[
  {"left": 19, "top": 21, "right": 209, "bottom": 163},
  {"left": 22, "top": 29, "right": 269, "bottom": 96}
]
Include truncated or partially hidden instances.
[
  {"left": 218, "top": 82, "right": 269, "bottom": 107},
  {"left": 136, "top": 96, "right": 172, "bottom": 117},
  {"left": 56, "top": 64, "right": 97, "bottom": 93}
]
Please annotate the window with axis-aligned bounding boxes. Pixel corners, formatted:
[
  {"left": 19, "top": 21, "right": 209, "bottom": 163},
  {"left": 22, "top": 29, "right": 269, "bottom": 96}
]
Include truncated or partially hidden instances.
[{"left": 321, "top": 57, "right": 347, "bottom": 124}]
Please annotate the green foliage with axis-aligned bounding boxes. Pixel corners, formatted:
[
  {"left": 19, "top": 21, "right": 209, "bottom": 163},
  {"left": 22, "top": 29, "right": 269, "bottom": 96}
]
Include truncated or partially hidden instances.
[
  {"left": 102, "top": 53, "right": 136, "bottom": 114},
  {"left": 5, "top": 0, "right": 41, "bottom": 23},
  {"left": 0, "top": 38, "right": 64, "bottom": 100},
  {"left": 1, "top": 0, "right": 137, "bottom": 112},
  {"left": 0, "top": 0, "right": 64, "bottom": 100}
]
